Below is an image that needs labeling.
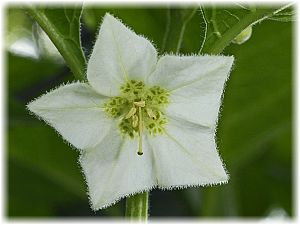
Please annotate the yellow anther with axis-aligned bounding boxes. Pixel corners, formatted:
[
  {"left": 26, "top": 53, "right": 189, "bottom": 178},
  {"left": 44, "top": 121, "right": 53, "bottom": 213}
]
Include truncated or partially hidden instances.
[
  {"left": 132, "top": 115, "right": 138, "bottom": 127},
  {"left": 125, "top": 107, "right": 137, "bottom": 119},
  {"left": 134, "top": 100, "right": 145, "bottom": 107},
  {"left": 146, "top": 108, "right": 156, "bottom": 120}
]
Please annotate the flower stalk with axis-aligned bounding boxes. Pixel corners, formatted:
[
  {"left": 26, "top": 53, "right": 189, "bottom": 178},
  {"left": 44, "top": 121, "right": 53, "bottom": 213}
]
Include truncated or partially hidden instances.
[{"left": 125, "top": 192, "right": 149, "bottom": 221}]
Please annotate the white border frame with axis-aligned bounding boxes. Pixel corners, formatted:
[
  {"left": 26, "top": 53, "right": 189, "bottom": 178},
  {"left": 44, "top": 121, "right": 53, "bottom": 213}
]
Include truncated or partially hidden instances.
[{"left": 0, "top": 1, "right": 298, "bottom": 224}]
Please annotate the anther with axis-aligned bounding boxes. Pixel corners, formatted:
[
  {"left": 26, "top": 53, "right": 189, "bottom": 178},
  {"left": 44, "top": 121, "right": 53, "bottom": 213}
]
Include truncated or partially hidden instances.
[
  {"left": 134, "top": 100, "right": 145, "bottom": 107},
  {"left": 125, "top": 107, "right": 137, "bottom": 119},
  {"left": 146, "top": 108, "right": 156, "bottom": 120},
  {"left": 132, "top": 115, "right": 138, "bottom": 127}
]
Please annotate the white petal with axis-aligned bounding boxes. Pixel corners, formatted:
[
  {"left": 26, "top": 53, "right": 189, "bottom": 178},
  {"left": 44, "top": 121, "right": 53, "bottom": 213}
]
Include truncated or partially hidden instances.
[
  {"left": 148, "top": 55, "right": 234, "bottom": 127},
  {"left": 27, "top": 83, "right": 112, "bottom": 150},
  {"left": 147, "top": 116, "right": 228, "bottom": 189},
  {"left": 87, "top": 13, "right": 157, "bottom": 96},
  {"left": 80, "top": 131, "right": 156, "bottom": 210}
]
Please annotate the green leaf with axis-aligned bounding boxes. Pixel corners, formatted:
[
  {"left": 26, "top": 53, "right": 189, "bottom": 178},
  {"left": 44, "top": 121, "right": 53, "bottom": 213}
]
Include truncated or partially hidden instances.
[
  {"left": 8, "top": 159, "right": 76, "bottom": 217},
  {"left": 7, "top": 52, "right": 84, "bottom": 212},
  {"left": 8, "top": 52, "right": 63, "bottom": 124},
  {"left": 200, "top": 20, "right": 292, "bottom": 217},
  {"left": 8, "top": 121, "right": 125, "bottom": 217},
  {"left": 5, "top": 8, "right": 33, "bottom": 48},
  {"left": 8, "top": 52, "right": 62, "bottom": 95},
  {"left": 9, "top": 122, "right": 86, "bottom": 198},
  {"left": 200, "top": 4, "right": 292, "bottom": 54},
  {"left": 26, "top": 5, "right": 86, "bottom": 80},
  {"left": 82, "top": 7, "right": 201, "bottom": 54},
  {"left": 82, "top": 7, "right": 167, "bottom": 52}
]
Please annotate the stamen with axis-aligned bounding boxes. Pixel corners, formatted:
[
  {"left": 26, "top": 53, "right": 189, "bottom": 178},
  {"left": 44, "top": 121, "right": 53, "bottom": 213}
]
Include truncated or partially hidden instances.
[
  {"left": 134, "top": 100, "right": 145, "bottom": 107},
  {"left": 125, "top": 107, "right": 136, "bottom": 119},
  {"left": 132, "top": 115, "right": 138, "bottom": 127},
  {"left": 137, "top": 105, "right": 143, "bottom": 155},
  {"left": 146, "top": 108, "right": 156, "bottom": 120}
]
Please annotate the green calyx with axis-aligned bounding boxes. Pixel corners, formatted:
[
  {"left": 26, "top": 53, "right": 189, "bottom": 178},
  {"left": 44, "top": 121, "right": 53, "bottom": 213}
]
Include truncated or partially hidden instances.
[{"left": 103, "top": 80, "right": 170, "bottom": 140}]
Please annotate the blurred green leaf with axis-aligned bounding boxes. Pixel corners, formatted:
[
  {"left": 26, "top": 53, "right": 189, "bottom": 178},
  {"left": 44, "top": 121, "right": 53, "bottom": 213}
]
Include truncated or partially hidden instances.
[
  {"left": 178, "top": 8, "right": 205, "bottom": 54},
  {"left": 220, "top": 20, "right": 292, "bottom": 170},
  {"left": 8, "top": 122, "right": 125, "bottom": 217},
  {"left": 9, "top": 122, "right": 86, "bottom": 198},
  {"left": 5, "top": 8, "right": 33, "bottom": 48},
  {"left": 7, "top": 50, "right": 86, "bottom": 215},
  {"left": 161, "top": 7, "right": 197, "bottom": 53},
  {"left": 8, "top": 159, "right": 77, "bottom": 217},
  {"left": 201, "top": 4, "right": 292, "bottom": 54},
  {"left": 8, "top": 52, "right": 61, "bottom": 95},
  {"left": 8, "top": 52, "right": 64, "bottom": 124},
  {"left": 82, "top": 7, "right": 167, "bottom": 53},
  {"left": 199, "top": 20, "right": 292, "bottom": 217},
  {"left": 26, "top": 5, "right": 86, "bottom": 80}
]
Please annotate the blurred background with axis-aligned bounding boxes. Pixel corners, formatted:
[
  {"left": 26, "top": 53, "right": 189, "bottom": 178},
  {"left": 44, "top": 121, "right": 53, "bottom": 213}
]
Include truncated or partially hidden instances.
[{"left": 6, "top": 5, "right": 293, "bottom": 218}]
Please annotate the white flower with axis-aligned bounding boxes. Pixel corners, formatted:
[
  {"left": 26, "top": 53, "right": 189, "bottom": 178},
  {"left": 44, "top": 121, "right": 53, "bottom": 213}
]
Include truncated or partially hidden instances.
[{"left": 27, "top": 13, "right": 234, "bottom": 211}]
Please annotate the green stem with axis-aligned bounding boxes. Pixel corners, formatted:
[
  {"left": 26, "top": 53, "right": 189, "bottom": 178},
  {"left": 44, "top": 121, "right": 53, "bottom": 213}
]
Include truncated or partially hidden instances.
[
  {"left": 202, "top": 8, "right": 279, "bottom": 54},
  {"left": 125, "top": 192, "right": 149, "bottom": 221},
  {"left": 26, "top": 7, "right": 86, "bottom": 80}
]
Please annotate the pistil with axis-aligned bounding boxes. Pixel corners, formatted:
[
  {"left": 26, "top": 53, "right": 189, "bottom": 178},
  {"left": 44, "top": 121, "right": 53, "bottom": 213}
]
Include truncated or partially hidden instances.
[
  {"left": 134, "top": 100, "right": 145, "bottom": 156},
  {"left": 137, "top": 106, "right": 143, "bottom": 155}
]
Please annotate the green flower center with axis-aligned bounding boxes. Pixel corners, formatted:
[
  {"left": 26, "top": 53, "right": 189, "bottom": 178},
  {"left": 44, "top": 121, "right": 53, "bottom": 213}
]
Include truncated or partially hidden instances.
[{"left": 103, "top": 80, "right": 170, "bottom": 155}]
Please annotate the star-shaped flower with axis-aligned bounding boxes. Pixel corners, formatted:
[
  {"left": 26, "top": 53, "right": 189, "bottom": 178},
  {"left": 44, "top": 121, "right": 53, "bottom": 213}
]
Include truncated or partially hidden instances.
[{"left": 27, "top": 13, "right": 234, "bottom": 210}]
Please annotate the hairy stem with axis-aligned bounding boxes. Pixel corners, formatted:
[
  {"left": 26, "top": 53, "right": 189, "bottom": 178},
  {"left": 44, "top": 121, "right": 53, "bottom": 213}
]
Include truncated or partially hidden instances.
[
  {"left": 125, "top": 192, "right": 149, "bottom": 221},
  {"left": 202, "top": 8, "right": 282, "bottom": 54},
  {"left": 26, "top": 7, "right": 86, "bottom": 80}
]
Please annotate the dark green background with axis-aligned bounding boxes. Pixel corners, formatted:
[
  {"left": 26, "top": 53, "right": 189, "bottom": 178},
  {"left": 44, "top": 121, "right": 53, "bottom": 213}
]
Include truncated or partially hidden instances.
[{"left": 7, "top": 6, "right": 293, "bottom": 218}]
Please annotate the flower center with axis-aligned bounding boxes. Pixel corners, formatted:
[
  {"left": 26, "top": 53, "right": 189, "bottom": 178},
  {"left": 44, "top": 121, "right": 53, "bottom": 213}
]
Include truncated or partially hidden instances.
[{"left": 103, "top": 80, "right": 170, "bottom": 155}]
